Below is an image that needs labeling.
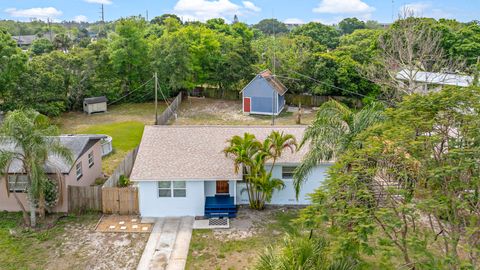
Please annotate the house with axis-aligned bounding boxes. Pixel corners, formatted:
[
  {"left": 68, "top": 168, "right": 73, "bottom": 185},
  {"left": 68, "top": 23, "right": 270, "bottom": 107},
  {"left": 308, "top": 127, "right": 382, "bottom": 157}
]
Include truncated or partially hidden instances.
[
  {"left": 83, "top": 96, "right": 108, "bottom": 114},
  {"left": 241, "top": 70, "right": 288, "bottom": 116},
  {"left": 396, "top": 69, "right": 475, "bottom": 93},
  {"left": 12, "top": 34, "right": 54, "bottom": 48},
  {"left": 0, "top": 135, "right": 105, "bottom": 213},
  {"left": 130, "top": 126, "right": 331, "bottom": 218}
]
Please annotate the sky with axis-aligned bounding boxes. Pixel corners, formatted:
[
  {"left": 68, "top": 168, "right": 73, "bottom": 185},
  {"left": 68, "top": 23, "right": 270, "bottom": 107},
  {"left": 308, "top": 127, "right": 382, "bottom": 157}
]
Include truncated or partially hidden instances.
[{"left": 1, "top": 0, "right": 478, "bottom": 25}]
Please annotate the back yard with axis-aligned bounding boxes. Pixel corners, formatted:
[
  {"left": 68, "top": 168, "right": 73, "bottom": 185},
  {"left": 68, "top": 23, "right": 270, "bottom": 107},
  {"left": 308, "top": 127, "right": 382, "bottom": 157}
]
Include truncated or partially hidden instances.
[
  {"left": 187, "top": 206, "right": 299, "bottom": 270},
  {"left": 173, "top": 97, "right": 317, "bottom": 126},
  {"left": 55, "top": 102, "right": 166, "bottom": 174},
  {"left": 0, "top": 212, "right": 148, "bottom": 270}
]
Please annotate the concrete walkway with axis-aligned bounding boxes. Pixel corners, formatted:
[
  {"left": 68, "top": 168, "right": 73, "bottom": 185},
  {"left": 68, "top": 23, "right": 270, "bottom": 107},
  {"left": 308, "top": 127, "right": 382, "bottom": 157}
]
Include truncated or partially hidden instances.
[{"left": 137, "top": 217, "right": 194, "bottom": 270}]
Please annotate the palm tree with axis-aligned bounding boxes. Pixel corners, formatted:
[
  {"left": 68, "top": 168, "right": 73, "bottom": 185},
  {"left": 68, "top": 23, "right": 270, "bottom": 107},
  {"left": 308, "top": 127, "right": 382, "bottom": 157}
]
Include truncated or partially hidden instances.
[
  {"left": 224, "top": 133, "right": 262, "bottom": 208},
  {"left": 256, "top": 233, "right": 357, "bottom": 270},
  {"left": 0, "top": 109, "right": 72, "bottom": 227},
  {"left": 266, "top": 131, "right": 298, "bottom": 173},
  {"left": 293, "top": 100, "right": 384, "bottom": 196},
  {"left": 224, "top": 131, "right": 298, "bottom": 210}
]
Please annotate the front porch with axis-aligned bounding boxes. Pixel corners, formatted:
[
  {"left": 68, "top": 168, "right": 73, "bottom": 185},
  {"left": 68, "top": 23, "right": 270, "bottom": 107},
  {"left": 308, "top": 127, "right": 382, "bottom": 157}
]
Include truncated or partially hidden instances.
[{"left": 204, "top": 180, "right": 238, "bottom": 218}]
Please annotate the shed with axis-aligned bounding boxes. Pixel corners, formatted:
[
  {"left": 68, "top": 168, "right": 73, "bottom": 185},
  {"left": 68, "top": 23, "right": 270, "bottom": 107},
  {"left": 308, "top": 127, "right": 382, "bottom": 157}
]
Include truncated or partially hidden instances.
[
  {"left": 83, "top": 96, "right": 108, "bottom": 114},
  {"left": 240, "top": 70, "right": 288, "bottom": 115}
]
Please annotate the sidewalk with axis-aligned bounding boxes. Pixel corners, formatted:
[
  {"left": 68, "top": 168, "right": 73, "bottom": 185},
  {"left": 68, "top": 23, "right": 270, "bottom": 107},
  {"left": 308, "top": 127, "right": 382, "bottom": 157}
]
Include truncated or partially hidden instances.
[{"left": 137, "top": 217, "right": 194, "bottom": 270}]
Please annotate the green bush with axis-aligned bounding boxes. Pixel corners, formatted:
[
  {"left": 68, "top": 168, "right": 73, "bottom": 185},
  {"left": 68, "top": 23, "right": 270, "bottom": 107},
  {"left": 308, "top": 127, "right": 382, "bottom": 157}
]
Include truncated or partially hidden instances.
[{"left": 118, "top": 175, "right": 130, "bottom": 187}]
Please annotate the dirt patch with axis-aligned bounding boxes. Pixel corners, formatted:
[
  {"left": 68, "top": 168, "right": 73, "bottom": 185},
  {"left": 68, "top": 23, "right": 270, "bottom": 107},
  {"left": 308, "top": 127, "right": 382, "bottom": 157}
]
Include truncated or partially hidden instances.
[
  {"left": 187, "top": 206, "right": 299, "bottom": 270},
  {"left": 95, "top": 215, "right": 153, "bottom": 233},
  {"left": 44, "top": 215, "right": 148, "bottom": 270},
  {"left": 174, "top": 97, "right": 316, "bottom": 126}
]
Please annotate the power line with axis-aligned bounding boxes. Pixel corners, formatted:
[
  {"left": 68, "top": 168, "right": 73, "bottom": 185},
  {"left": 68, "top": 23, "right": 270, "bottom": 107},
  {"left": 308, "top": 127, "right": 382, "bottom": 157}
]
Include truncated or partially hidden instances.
[
  {"left": 107, "top": 77, "right": 154, "bottom": 106},
  {"left": 284, "top": 69, "right": 396, "bottom": 106}
]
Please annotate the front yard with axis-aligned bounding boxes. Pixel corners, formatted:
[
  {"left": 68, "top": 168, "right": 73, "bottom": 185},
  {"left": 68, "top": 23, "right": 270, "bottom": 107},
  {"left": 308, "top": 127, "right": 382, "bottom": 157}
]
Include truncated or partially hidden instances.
[
  {"left": 0, "top": 212, "right": 148, "bottom": 270},
  {"left": 187, "top": 207, "right": 299, "bottom": 270}
]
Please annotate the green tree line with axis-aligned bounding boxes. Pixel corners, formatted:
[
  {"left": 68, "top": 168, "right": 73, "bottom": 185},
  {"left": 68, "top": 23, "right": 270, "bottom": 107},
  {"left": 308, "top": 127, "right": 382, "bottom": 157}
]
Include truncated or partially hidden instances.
[{"left": 0, "top": 16, "right": 478, "bottom": 116}]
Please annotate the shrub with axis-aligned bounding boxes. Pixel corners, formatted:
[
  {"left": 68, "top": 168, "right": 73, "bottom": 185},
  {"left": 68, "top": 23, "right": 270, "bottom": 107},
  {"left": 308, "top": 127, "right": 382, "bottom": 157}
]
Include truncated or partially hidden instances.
[{"left": 118, "top": 175, "right": 130, "bottom": 187}]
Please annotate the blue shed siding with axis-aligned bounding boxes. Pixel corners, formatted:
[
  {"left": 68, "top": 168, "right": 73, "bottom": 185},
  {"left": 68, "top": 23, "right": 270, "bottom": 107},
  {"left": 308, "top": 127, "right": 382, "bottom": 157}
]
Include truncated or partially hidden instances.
[{"left": 242, "top": 76, "right": 285, "bottom": 115}]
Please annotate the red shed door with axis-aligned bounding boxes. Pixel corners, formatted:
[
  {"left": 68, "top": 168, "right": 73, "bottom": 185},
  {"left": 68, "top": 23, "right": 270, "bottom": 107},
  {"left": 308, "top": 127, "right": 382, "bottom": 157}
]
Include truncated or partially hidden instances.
[{"left": 243, "top": 97, "right": 251, "bottom": 113}]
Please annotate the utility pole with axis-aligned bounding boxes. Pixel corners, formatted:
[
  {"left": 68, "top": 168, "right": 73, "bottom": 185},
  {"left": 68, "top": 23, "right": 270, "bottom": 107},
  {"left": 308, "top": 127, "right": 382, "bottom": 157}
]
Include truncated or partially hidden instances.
[
  {"left": 47, "top": 17, "right": 53, "bottom": 41},
  {"left": 101, "top": 4, "right": 105, "bottom": 22},
  {"left": 154, "top": 72, "right": 158, "bottom": 125},
  {"left": 271, "top": 12, "right": 276, "bottom": 126},
  {"left": 146, "top": 10, "right": 149, "bottom": 22}
]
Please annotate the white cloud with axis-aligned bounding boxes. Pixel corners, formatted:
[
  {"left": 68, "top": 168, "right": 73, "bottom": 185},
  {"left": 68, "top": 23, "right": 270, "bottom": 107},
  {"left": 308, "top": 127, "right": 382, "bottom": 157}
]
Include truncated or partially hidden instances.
[
  {"left": 399, "top": 2, "right": 451, "bottom": 19},
  {"left": 284, "top": 18, "right": 304, "bottom": 24},
  {"left": 5, "top": 7, "right": 62, "bottom": 20},
  {"left": 173, "top": 0, "right": 260, "bottom": 22},
  {"left": 73, "top": 15, "right": 88, "bottom": 22},
  {"left": 84, "top": 0, "right": 113, "bottom": 4},
  {"left": 313, "top": 0, "right": 375, "bottom": 15},
  {"left": 242, "top": 1, "right": 260, "bottom": 12}
]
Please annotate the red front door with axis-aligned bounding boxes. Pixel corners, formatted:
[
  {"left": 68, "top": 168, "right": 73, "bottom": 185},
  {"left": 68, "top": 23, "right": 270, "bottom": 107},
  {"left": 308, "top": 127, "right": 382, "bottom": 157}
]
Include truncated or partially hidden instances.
[
  {"left": 216, "top": 181, "right": 229, "bottom": 194},
  {"left": 243, "top": 97, "right": 251, "bottom": 113}
]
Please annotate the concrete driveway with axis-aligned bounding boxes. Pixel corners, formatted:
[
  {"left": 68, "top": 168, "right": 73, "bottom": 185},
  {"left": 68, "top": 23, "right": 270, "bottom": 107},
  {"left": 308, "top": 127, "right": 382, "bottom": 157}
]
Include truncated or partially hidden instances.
[{"left": 137, "top": 217, "right": 194, "bottom": 270}]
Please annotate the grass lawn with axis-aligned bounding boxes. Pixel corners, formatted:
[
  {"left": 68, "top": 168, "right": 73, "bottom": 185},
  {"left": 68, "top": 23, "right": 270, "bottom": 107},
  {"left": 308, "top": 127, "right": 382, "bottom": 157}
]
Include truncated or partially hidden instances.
[
  {"left": 186, "top": 207, "right": 299, "bottom": 270},
  {"left": 0, "top": 212, "right": 99, "bottom": 270},
  {"left": 76, "top": 121, "right": 145, "bottom": 174},
  {"left": 55, "top": 102, "right": 165, "bottom": 174}
]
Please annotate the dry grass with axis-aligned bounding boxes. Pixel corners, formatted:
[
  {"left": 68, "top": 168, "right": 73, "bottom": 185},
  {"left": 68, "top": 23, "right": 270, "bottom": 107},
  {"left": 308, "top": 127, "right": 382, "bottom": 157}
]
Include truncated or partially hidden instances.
[
  {"left": 186, "top": 207, "right": 300, "bottom": 270},
  {"left": 173, "top": 97, "right": 317, "bottom": 126}
]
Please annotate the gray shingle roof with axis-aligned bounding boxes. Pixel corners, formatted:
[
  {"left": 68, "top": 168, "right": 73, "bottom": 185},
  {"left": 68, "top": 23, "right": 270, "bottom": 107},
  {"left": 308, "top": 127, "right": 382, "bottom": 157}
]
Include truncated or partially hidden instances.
[
  {"left": 130, "top": 126, "right": 310, "bottom": 181},
  {"left": 396, "top": 69, "right": 474, "bottom": 87},
  {"left": 0, "top": 135, "right": 104, "bottom": 174},
  {"left": 84, "top": 96, "right": 108, "bottom": 104}
]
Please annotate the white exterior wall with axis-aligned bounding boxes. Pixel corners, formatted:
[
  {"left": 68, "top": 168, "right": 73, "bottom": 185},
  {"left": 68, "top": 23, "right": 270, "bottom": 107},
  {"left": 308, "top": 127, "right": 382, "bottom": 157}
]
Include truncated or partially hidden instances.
[
  {"left": 237, "top": 164, "right": 330, "bottom": 205},
  {"left": 138, "top": 180, "right": 205, "bottom": 217}
]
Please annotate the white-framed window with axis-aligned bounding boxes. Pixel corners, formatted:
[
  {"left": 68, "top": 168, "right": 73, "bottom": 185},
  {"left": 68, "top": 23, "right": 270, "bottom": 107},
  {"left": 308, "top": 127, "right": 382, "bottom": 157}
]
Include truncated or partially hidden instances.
[
  {"left": 158, "top": 181, "right": 186, "bottom": 198},
  {"left": 76, "top": 162, "right": 83, "bottom": 180},
  {"left": 8, "top": 175, "right": 28, "bottom": 193},
  {"left": 173, "top": 181, "right": 187, "bottom": 197},
  {"left": 88, "top": 151, "right": 94, "bottom": 168},
  {"left": 282, "top": 166, "right": 297, "bottom": 179}
]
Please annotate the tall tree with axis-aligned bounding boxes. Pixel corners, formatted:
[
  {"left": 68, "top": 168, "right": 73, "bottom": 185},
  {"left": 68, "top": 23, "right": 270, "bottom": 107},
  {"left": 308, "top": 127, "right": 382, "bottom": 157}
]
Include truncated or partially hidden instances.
[
  {"left": 0, "top": 28, "right": 27, "bottom": 111},
  {"left": 338, "top": 17, "right": 366, "bottom": 35},
  {"left": 0, "top": 110, "right": 72, "bottom": 227},
  {"left": 294, "top": 100, "right": 384, "bottom": 195},
  {"left": 253, "top": 19, "right": 289, "bottom": 35},
  {"left": 292, "top": 22, "right": 341, "bottom": 49},
  {"left": 109, "top": 17, "right": 151, "bottom": 100}
]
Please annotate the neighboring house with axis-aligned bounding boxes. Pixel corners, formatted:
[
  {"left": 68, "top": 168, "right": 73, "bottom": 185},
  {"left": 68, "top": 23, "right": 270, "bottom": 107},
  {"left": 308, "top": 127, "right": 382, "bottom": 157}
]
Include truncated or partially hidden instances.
[
  {"left": 12, "top": 34, "right": 54, "bottom": 48},
  {"left": 241, "top": 70, "right": 288, "bottom": 116},
  {"left": 83, "top": 96, "right": 108, "bottom": 114},
  {"left": 130, "top": 126, "right": 331, "bottom": 218},
  {"left": 0, "top": 135, "right": 105, "bottom": 213},
  {"left": 396, "top": 69, "right": 475, "bottom": 93}
]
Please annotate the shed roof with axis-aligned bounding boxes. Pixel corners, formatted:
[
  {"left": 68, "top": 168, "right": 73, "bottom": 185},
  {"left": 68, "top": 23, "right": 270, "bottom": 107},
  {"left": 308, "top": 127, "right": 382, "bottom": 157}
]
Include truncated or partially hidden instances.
[
  {"left": 241, "top": 70, "right": 288, "bottom": 96},
  {"left": 0, "top": 135, "right": 104, "bottom": 174},
  {"left": 396, "top": 69, "right": 474, "bottom": 87},
  {"left": 84, "top": 96, "right": 108, "bottom": 104},
  {"left": 130, "top": 126, "right": 311, "bottom": 181}
]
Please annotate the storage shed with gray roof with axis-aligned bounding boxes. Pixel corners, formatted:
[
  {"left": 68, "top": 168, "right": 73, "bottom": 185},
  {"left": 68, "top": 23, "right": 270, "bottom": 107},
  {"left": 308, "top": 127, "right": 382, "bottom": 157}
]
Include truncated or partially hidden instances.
[
  {"left": 83, "top": 96, "right": 108, "bottom": 114},
  {"left": 241, "top": 70, "right": 288, "bottom": 116}
]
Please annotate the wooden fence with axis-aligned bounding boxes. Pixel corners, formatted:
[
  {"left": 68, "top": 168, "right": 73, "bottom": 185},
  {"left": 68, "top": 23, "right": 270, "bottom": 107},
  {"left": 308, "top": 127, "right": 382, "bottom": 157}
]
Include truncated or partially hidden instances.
[
  {"left": 68, "top": 185, "right": 102, "bottom": 212},
  {"left": 102, "top": 147, "right": 139, "bottom": 188},
  {"left": 156, "top": 92, "right": 184, "bottom": 125},
  {"left": 285, "top": 94, "right": 363, "bottom": 108},
  {"left": 102, "top": 187, "right": 139, "bottom": 214}
]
